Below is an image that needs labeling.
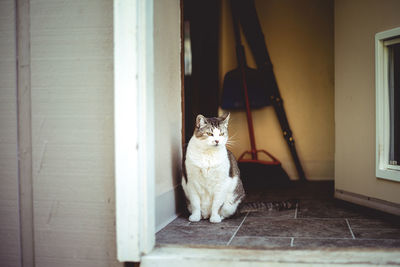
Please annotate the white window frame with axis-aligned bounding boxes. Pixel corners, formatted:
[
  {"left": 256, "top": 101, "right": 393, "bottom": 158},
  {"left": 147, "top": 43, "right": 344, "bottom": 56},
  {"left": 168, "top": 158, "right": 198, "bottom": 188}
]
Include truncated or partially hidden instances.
[
  {"left": 114, "top": 0, "right": 155, "bottom": 262},
  {"left": 375, "top": 27, "right": 400, "bottom": 182}
]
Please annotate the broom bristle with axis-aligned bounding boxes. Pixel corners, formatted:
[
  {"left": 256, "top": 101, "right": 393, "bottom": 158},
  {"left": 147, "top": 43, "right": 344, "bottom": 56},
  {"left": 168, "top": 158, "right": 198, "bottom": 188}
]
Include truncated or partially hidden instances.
[{"left": 238, "top": 161, "right": 291, "bottom": 190}]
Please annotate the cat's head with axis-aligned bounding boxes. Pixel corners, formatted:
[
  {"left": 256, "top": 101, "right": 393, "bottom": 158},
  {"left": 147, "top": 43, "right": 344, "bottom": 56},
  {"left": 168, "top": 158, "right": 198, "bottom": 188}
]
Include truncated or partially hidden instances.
[{"left": 193, "top": 113, "right": 230, "bottom": 147}]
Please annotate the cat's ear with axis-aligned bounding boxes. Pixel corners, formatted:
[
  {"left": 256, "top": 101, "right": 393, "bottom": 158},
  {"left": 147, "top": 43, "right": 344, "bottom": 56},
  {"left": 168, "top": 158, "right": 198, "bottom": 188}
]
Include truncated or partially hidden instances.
[
  {"left": 196, "top": 114, "right": 207, "bottom": 128},
  {"left": 221, "top": 112, "right": 230, "bottom": 127}
]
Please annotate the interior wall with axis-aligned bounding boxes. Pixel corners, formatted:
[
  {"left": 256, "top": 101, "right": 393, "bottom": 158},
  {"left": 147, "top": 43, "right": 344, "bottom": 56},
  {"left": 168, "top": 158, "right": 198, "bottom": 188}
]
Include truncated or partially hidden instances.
[
  {"left": 30, "top": 0, "right": 121, "bottom": 266},
  {"left": 154, "top": 0, "right": 182, "bottom": 230},
  {"left": 219, "top": 0, "right": 334, "bottom": 180},
  {"left": 335, "top": 0, "right": 400, "bottom": 204},
  {"left": 0, "top": 1, "right": 21, "bottom": 266}
]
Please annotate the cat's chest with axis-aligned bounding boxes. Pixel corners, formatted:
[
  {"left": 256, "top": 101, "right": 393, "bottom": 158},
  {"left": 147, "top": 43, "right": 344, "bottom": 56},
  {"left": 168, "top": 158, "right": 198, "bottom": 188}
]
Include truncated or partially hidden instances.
[{"left": 186, "top": 149, "right": 228, "bottom": 178}]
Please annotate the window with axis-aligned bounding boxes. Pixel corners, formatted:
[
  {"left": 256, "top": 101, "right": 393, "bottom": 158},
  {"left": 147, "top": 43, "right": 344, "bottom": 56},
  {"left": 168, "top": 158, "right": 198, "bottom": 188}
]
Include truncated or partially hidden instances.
[{"left": 376, "top": 27, "right": 400, "bottom": 182}]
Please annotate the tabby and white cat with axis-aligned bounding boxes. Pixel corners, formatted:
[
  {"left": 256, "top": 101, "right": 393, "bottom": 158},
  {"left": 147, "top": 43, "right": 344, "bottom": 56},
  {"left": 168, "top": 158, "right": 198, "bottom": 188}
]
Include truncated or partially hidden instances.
[
  {"left": 182, "top": 113, "right": 298, "bottom": 223},
  {"left": 182, "top": 113, "right": 245, "bottom": 223}
]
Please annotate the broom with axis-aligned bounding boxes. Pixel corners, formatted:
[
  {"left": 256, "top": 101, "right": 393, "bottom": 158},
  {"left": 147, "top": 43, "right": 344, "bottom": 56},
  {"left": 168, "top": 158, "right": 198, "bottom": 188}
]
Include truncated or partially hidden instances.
[
  {"left": 222, "top": 0, "right": 290, "bottom": 191},
  {"left": 230, "top": 0, "right": 307, "bottom": 181}
]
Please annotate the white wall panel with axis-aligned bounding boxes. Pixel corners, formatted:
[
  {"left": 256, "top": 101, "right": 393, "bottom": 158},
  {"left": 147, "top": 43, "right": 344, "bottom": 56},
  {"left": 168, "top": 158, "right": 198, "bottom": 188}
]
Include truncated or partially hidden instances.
[
  {"left": 0, "top": 0, "right": 21, "bottom": 266},
  {"left": 30, "top": 0, "right": 121, "bottom": 266}
]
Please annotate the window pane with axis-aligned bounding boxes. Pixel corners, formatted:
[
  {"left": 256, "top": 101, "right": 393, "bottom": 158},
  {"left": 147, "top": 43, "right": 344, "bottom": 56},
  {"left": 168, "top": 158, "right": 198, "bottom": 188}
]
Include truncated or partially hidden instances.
[{"left": 389, "top": 43, "right": 400, "bottom": 165}]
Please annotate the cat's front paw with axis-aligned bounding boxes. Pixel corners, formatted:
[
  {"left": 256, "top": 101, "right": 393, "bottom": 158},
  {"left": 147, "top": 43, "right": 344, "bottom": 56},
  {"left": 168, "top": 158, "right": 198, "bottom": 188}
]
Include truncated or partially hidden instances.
[
  {"left": 189, "top": 213, "right": 201, "bottom": 222},
  {"left": 209, "top": 214, "right": 222, "bottom": 223}
]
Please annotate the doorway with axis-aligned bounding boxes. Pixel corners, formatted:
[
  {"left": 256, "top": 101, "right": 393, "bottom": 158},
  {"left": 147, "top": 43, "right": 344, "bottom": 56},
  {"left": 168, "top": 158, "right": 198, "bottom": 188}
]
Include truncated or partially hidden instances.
[{"left": 155, "top": 0, "right": 400, "bottom": 251}]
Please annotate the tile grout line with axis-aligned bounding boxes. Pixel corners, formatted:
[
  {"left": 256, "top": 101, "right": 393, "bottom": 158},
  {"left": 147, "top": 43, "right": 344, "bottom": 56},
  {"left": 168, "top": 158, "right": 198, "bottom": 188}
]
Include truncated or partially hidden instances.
[
  {"left": 345, "top": 218, "right": 356, "bottom": 239},
  {"left": 290, "top": 237, "right": 294, "bottom": 247},
  {"left": 226, "top": 212, "right": 249, "bottom": 246}
]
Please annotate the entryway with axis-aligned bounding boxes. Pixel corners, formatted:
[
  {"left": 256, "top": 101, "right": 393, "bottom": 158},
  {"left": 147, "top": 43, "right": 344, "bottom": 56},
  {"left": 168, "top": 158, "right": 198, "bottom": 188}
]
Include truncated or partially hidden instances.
[{"left": 157, "top": 181, "right": 400, "bottom": 249}]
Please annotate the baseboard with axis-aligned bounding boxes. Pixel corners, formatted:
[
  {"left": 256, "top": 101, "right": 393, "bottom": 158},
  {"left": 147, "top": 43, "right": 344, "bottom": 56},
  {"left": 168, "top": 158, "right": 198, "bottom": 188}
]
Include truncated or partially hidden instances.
[
  {"left": 155, "top": 184, "right": 184, "bottom": 232},
  {"left": 335, "top": 189, "right": 400, "bottom": 216}
]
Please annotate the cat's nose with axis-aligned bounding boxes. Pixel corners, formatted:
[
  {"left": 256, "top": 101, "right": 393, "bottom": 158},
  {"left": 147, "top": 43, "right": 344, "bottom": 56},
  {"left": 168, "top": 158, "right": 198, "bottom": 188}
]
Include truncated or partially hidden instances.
[{"left": 215, "top": 140, "right": 219, "bottom": 144}]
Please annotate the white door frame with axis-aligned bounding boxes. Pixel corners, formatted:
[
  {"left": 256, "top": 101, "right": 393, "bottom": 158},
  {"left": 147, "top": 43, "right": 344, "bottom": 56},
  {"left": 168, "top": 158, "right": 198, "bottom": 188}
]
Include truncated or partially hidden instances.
[{"left": 114, "top": 0, "right": 155, "bottom": 262}]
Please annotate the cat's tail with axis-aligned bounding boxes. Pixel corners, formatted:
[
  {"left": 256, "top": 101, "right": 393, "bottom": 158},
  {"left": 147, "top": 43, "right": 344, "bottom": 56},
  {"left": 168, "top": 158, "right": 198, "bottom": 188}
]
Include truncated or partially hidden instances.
[{"left": 238, "top": 199, "right": 299, "bottom": 214}]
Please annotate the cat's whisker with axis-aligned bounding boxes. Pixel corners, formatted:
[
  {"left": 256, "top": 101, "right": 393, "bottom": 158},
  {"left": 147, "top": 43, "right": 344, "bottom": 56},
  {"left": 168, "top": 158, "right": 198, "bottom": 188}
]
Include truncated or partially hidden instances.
[
  {"left": 228, "top": 132, "right": 238, "bottom": 139},
  {"left": 227, "top": 133, "right": 238, "bottom": 140},
  {"left": 227, "top": 138, "right": 238, "bottom": 145},
  {"left": 225, "top": 144, "right": 235, "bottom": 149},
  {"left": 226, "top": 140, "right": 237, "bottom": 146},
  {"left": 225, "top": 144, "right": 234, "bottom": 149}
]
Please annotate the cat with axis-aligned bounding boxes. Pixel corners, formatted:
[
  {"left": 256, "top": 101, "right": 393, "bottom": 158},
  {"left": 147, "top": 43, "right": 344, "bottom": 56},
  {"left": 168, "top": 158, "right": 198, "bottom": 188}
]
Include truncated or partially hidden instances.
[
  {"left": 182, "top": 113, "right": 245, "bottom": 223},
  {"left": 182, "top": 113, "right": 298, "bottom": 223}
]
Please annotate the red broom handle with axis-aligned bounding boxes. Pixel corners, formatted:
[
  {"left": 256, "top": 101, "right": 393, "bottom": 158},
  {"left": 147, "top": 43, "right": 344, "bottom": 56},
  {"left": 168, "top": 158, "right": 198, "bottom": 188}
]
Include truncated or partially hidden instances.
[
  {"left": 239, "top": 64, "right": 257, "bottom": 160},
  {"left": 231, "top": 2, "right": 257, "bottom": 160}
]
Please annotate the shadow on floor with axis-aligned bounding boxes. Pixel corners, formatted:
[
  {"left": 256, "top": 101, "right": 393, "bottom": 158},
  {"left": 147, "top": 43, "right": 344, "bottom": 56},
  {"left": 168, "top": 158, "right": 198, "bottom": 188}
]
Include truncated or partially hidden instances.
[{"left": 156, "top": 181, "right": 400, "bottom": 248}]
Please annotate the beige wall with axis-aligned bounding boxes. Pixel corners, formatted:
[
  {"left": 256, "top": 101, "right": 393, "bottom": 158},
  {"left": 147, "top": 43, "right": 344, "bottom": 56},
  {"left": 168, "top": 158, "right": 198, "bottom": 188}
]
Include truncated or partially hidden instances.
[
  {"left": 0, "top": 1, "right": 21, "bottom": 266},
  {"left": 1, "top": 1, "right": 121, "bottom": 266},
  {"left": 220, "top": 0, "right": 334, "bottom": 180},
  {"left": 30, "top": 0, "right": 121, "bottom": 266},
  {"left": 335, "top": 0, "right": 400, "bottom": 204},
  {"left": 154, "top": 0, "right": 182, "bottom": 197},
  {"left": 154, "top": 0, "right": 182, "bottom": 230}
]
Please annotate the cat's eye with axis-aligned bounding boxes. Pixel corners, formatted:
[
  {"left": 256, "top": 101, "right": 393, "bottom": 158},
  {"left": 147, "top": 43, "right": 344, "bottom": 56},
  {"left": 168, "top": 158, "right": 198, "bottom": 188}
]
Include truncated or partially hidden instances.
[
  {"left": 206, "top": 132, "right": 213, "bottom": 136},
  {"left": 219, "top": 133, "right": 224, "bottom": 136}
]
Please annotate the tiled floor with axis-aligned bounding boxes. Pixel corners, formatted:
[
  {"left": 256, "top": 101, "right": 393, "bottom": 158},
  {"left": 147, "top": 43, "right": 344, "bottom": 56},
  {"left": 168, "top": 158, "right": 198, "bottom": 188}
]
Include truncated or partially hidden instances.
[{"left": 156, "top": 181, "right": 400, "bottom": 248}]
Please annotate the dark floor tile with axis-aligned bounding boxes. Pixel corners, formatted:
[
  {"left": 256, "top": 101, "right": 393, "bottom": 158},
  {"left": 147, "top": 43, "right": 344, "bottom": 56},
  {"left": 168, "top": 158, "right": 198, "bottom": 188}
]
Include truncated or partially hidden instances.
[
  {"left": 237, "top": 217, "right": 351, "bottom": 238},
  {"left": 294, "top": 238, "right": 400, "bottom": 248},
  {"left": 352, "top": 228, "right": 400, "bottom": 239},
  {"left": 348, "top": 218, "right": 400, "bottom": 229},
  {"left": 188, "top": 213, "right": 246, "bottom": 228},
  {"left": 246, "top": 208, "right": 295, "bottom": 218},
  {"left": 156, "top": 225, "right": 237, "bottom": 245},
  {"left": 229, "top": 236, "right": 292, "bottom": 248},
  {"left": 166, "top": 216, "right": 191, "bottom": 227},
  {"left": 236, "top": 218, "right": 352, "bottom": 238},
  {"left": 297, "top": 199, "right": 374, "bottom": 219},
  {"left": 348, "top": 217, "right": 400, "bottom": 240}
]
